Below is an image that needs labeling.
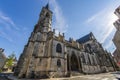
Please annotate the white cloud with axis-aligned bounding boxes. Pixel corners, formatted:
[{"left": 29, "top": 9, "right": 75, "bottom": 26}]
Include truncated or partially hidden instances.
[
  {"left": 86, "top": 11, "right": 103, "bottom": 24},
  {"left": 0, "top": 11, "right": 29, "bottom": 42},
  {"left": 0, "top": 11, "right": 20, "bottom": 30},
  {"left": 85, "top": 1, "right": 119, "bottom": 50},
  {"left": 86, "top": 9, "right": 118, "bottom": 44},
  {"left": 50, "top": 0, "right": 68, "bottom": 35},
  {"left": 0, "top": 30, "right": 13, "bottom": 42},
  {"left": 0, "top": 12, "right": 14, "bottom": 42}
]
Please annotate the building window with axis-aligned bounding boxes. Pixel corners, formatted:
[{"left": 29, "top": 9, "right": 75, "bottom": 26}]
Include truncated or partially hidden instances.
[
  {"left": 87, "top": 44, "right": 92, "bottom": 53},
  {"left": 56, "top": 43, "right": 62, "bottom": 53},
  {"left": 92, "top": 56, "right": 95, "bottom": 65},
  {"left": 46, "top": 13, "right": 50, "bottom": 18},
  {"left": 88, "top": 55, "right": 91, "bottom": 65},
  {"left": 57, "top": 59, "right": 61, "bottom": 67},
  {"left": 81, "top": 54, "right": 86, "bottom": 63}
]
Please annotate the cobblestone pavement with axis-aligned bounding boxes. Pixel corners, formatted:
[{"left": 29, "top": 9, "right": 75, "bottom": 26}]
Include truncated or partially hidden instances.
[
  {"left": 1, "top": 72, "right": 120, "bottom": 80},
  {"left": 0, "top": 76, "right": 8, "bottom": 80},
  {"left": 67, "top": 73, "right": 117, "bottom": 80},
  {"left": 0, "top": 73, "right": 13, "bottom": 80},
  {"left": 46, "top": 73, "right": 119, "bottom": 80}
]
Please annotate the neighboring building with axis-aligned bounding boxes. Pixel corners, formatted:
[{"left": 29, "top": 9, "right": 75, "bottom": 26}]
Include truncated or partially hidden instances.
[
  {"left": 113, "top": 6, "right": 120, "bottom": 67},
  {"left": 14, "top": 4, "right": 117, "bottom": 79},
  {"left": 77, "top": 33, "right": 116, "bottom": 72},
  {"left": 113, "top": 50, "right": 120, "bottom": 67},
  {"left": 0, "top": 48, "right": 6, "bottom": 70}
]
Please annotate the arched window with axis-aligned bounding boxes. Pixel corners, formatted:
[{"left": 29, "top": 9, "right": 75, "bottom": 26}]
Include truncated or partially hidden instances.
[
  {"left": 46, "top": 12, "right": 50, "bottom": 18},
  {"left": 56, "top": 43, "right": 62, "bottom": 53},
  {"left": 92, "top": 56, "right": 95, "bottom": 65},
  {"left": 57, "top": 59, "right": 61, "bottom": 67},
  {"left": 88, "top": 55, "right": 91, "bottom": 65},
  {"left": 81, "top": 54, "right": 86, "bottom": 63},
  {"left": 87, "top": 44, "right": 92, "bottom": 53}
]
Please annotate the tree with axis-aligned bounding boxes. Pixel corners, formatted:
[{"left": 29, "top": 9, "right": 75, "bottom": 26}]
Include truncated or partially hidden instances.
[{"left": 5, "top": 52, "right": 16, "bottom": 70}]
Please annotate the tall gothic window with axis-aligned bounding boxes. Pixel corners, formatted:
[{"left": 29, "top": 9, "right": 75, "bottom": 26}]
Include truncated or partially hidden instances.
[
  {"left": 87, "top": 44, "right": 92, "bottom": 53},
  {"left": 56, "top": 43, "right": 62, "bottom": 53},
  {"left": 92, "top": 56, "right": 95, "bottom": 65},
  {"left": 81, "top": 54, "right": 86, "bottom": 63},
  {"left": 88, "top": 55, "right": 91, "bottom": 65}
]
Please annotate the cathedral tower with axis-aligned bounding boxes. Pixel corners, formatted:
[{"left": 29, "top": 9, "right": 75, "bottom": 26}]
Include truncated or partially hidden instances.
[
  {"left": 34, "top": 3, "right": 52, "bottom": 33},
  {"left": 14, "top": 4, "right": 56, "bottom": 78}
]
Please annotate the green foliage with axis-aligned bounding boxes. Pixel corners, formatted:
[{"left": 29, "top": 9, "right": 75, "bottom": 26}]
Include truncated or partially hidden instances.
[
  {"left": 5, "top": 52, "right": 16, "bottom": 69},
  {"left": 6, "top": 58, "right": 13, "bottom": 69},
  {"left": 0, "top": 69, "right": 2, "bottom": 73}
]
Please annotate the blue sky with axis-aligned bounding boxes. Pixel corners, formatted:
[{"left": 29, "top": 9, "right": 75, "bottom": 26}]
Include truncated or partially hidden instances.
[{"left": 0, "top": 0, "right": 120, "bottom": 59}]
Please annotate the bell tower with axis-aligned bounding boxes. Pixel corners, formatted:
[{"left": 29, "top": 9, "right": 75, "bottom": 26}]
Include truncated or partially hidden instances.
[
  {"left": 14, "top": 3, "right": 54, "bottom": 78},
  {"left": 34, "top": 3, "right": 52, "bottom": 33}
]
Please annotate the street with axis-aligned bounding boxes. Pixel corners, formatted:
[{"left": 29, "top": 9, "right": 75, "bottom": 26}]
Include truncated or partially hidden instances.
[
  {"left": 66, "top": 73, "right": 118, "bottom": 80},
  {"left": 0, "top": 73, "right": 13, "bottom": 80},
  {"left": 47, "top": 72, "right": 120, "bottom": 80},
  {"left": 0, "top": 76, "right": 8, "bottom": 80},
  {"left": 0, "top": 72, "right": 120, "bottom": 80}
]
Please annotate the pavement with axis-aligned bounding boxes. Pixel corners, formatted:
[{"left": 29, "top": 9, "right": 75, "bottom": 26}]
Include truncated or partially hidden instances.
[
  {"left": 0, "top": 72, "right": 120, "bottom": 80},
  {"left": 47, "top": 72, "right": 120, "bottom": 80},
  {"left": 0, "top": 72, "right": 12, "bottom": 80}
]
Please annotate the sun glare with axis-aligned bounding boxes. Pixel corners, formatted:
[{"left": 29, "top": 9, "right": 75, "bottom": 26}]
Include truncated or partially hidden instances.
[{"left": 107, "top": 12, "right": 118, "bottom": 27}]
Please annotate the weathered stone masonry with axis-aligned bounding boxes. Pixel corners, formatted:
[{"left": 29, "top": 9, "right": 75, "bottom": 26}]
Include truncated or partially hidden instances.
[{"left": 14, "top": 4, "right": 117, "bottom": 79}]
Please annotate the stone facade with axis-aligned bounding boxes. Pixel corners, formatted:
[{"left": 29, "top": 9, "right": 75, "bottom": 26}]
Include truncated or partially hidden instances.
[
  {"left": 14, "top": 4, "right": 117, "bottom": 79},
  {"left": 113, "top": 6, "right": 120, "bottom": 67},
  {"left": 113, "top": 49, "right": 120, "bottom": 67},
  {"left": 0, "top": 48, "right": 6, "bottom": 70}
]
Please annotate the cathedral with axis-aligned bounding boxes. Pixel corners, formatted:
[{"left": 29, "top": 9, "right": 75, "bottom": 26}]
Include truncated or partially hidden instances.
[{"left": 14, "top": 4, "right": 117, "bottom": 79}]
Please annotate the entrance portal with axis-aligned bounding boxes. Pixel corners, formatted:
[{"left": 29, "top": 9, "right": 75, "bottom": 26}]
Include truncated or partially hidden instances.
[{"left": 71, "top": 53, "right": 79, "bottom": 71}]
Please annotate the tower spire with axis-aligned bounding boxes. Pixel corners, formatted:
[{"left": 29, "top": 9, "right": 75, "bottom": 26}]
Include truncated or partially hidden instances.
[
  {"left": 36, "top": 1, "right": 52, "bottom": 32},
  {"left": 45, "top": 1, "right": 49, "bottom": 9}
]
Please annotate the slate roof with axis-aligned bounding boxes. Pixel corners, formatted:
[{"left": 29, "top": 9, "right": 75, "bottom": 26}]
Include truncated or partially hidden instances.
[{"left": 77, "top": 32, "right": 93, "bottom": 44}]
